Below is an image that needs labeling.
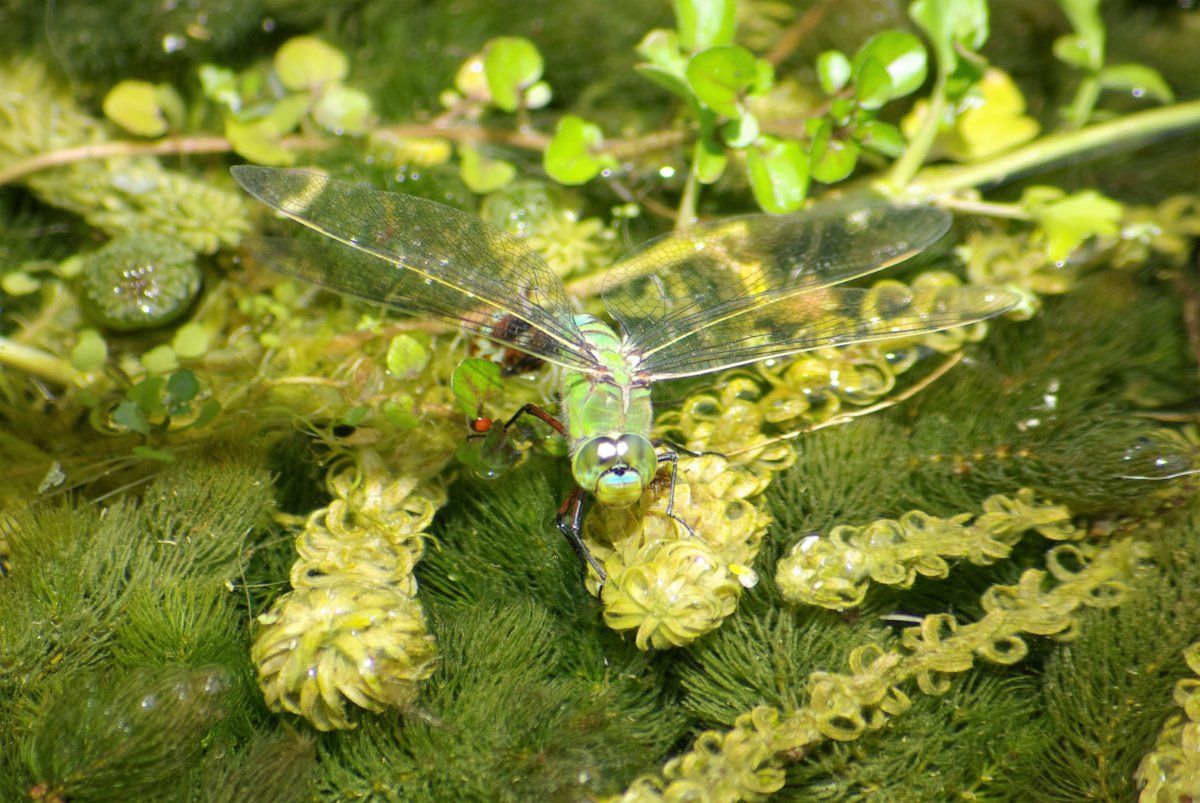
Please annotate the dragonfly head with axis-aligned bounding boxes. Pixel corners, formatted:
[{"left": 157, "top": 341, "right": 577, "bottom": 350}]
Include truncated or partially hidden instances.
[{"left": 572, "top": 434, "right": 657, "bottom": 507}]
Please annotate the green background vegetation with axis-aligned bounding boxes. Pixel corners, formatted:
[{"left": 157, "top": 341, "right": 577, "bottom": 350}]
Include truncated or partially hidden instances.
[{"left": 1, "top": 0, "right": 1199, "bottom": 800}]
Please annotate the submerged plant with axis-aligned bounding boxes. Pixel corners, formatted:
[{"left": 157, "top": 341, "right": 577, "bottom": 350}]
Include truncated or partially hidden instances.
[{"left": 0, "top": 0, "right": 1198, "bottom": 798}]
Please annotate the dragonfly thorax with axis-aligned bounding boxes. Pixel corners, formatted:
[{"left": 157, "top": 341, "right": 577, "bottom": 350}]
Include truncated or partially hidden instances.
[{"left": 571, "top": 433, "right": 656, "bottom": 507}]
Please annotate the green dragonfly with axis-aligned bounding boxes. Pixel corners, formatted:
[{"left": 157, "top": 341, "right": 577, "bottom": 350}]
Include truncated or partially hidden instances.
[{"left": 231, "top": 166, "right": 1019, "bottom": 582}]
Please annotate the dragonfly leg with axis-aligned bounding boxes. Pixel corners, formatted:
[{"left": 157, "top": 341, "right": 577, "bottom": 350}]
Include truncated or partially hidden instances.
[
  {"left": 503, "top": 403, "right": 567, "bottom": 437},
  {"left": 557, "top": 487, "right": 607, "bottom": 585},
  {"left": 656, "top": 450, "right": 696, "bottom": 539},
  {"left": 652, "top": 437, "right": 724, "bottom": 460}
]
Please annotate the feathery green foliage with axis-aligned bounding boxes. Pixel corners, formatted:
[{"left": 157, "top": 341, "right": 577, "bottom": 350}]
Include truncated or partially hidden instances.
[{"left": 1, "top": 0, "right": 1199, "bottom": 799}]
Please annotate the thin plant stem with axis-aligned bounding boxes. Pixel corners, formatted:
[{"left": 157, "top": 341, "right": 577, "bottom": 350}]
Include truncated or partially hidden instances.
[
  {"left": 898, "top": 98, "right": 1200, "bottom": 198},
  {"left": 887, "top": 77, "right": 948, "bottom": 191},
  {"left": 0, "top": 335, "right": 83, "bottom": 386}
]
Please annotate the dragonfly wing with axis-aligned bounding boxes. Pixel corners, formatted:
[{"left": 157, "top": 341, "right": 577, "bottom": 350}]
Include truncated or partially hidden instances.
[
  {"left": 233, "top": 166, "right": 600, "bottom": 373},
  {"left": 601, "top": 199, "right": 1013, "bottom": 379},
  {"left": 625, "top": 283, "right": 1020, "bottom": 380}
]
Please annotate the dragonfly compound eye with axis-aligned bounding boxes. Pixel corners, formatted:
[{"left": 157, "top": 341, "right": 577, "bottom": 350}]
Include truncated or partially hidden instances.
[{"left": 572, "top": 434, "right": 657, "bottom": 508}]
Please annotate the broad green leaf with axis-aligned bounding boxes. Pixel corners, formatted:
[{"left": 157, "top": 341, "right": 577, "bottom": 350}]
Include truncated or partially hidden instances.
[
  {"left": 313, "top": 86, "right": 373, "bottom": 135},
  {"left": 274, "top": 36, "right": 348, "bottom": 90},
  {"left": 745, "top": 136, "right": 809, "bottom": 214},
  {"left": 816, "top": 50, "right": 852, "bottom": 94},
  {"left": 103, "top": 80, "right": 170, "bottom": 137},
  {"left": 386, "top": 333, "right": 431, "bottom": 379},
  {"left": 544, "top": 115, "right": 610, "bottom": 185},
  {"left": 1099, "top": 63, "right": 1174, "bottom": 103},
  {"left": 459, "top": 144, "right": 517, "bottom": 194},
  {"left": 451, "top": 358, "right": 503, "bottom": 417},
  {"left": 909, "top": 0, "right": 988, "bottom": 74},
  {"left": 852, "top": 31, "right": 928, "bottom": 101},
  {"left": 483, "top": 37, "right": 544, "bottom": 112},
  {"left": 674, "top": 0, "right": 736, "bottom": 52},
  {"left": 1021, "top": 187, "right": 1123, "bottom": 262},
  {"left": 70, "top": 329, "right": 108, "bottom": 373},
  {"left": 855, "top": 119, "right": 906, "bottom": 157},
  {"left": 341, "top": 405, "right": 369, "bottom": 427},
  {"left": 686, "top": 45, "right": 758, "bottom": 117}
]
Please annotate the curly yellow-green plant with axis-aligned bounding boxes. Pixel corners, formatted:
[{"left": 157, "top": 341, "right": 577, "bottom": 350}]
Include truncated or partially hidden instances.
[
  {"left": 252, "top": 448, "right": 446, "bottom": 731},
  {"left": 1136, "top": 641, "right": 1200, "bottom": 801},
  {"left": 0, "top": 60, "right": 249, "bottom": 254},
  {"left": 776, "top": 489, "right": 1080, "bottom": 609},
  {"left": 587, "top": 271, "right": 1010, "bottom": 650},
  {"left": 584, "top": 453, "right": 775, "bottom": 650},
  {"left": 608, "top": 536, "right": 1150, "bottom": 802}
]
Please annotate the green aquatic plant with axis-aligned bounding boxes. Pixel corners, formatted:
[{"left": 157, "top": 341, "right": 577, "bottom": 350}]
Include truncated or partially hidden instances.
[{"left": 0, "top": 0, "right": 1199, "bottom": 798}]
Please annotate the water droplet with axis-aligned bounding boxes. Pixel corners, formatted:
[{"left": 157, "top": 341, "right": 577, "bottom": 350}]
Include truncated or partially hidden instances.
[{"left": 139, "top": 694, "right": 158, "bottom": 710}]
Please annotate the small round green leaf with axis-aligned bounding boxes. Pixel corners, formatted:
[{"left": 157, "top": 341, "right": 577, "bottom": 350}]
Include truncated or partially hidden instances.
[
  {"left": 165, "top": 369, "right": 200, "bottom": 406},
  {"left": 2, "top": 270, "right": 39, "bottom": 296},
  {"left": 852, "top": 31, "right": 928, "bottom": 101},
  {"left": 172, "top": 322, "right": 210, "bottom": 359},
  {"left": 544, "top": 115, "right": 610, "bottom": 186},
  {"left": 103, "top": 80, "right": 170, "bottom": 137},
  {"left": 745, "top": 136, "right": 809, "bottom": 214},
  {"left": 274, "top": 36, "right": 348, "bottom": 90},
  {"left": 853, "top": 57, "right": 892, "bottom": 110},
  {"left": 313, "top": 86, "right": 374, "bottom": 135},
  {"left": 113, "top": 400, "right": 150, "bottom": 434},
  {"left": 686, "top": 45, "right": 757, "bottom": 117},
  {"left": 816, "top": 50, "right": 852, "bottom": 95},
  {"left": 720, "top": 113, "right": 759, "bottom": 149},
  {"left": 811, "top": 137, "right": 861, "bottom": 184},
  {"left": 854, "top": 119, "right": 906, "bottom": 157},
  {"left": 451, "top": 358, "right": 503, "bottom": 417},
  {"left": 674, "top": 0, "right": 736, "bottom": 52},
  {"left": 459, "top": 144, "right": 517, "bottom": 194},
  {"left": 386, "top": 334, "right": 431, "bottom": 379},
  {"left": 70, "top": 329, "right": 108, "bottom": 373},
  {"left": 483, "top": 37, "right": 544, "bottom": 112},
  {"left": 140, "top": 344, "right": 179, "bottom": 374},
  {"left": 225, "top": 117, "right": 296, "bottom": 166}
]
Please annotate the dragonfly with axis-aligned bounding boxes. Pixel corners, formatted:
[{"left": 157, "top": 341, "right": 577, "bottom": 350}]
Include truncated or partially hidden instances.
[{"left": 231, "top": 166, "right": 1019, "bottom": 583}]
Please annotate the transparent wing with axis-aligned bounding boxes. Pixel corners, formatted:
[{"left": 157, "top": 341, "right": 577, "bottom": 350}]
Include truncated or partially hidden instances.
[
  {"left": 232, "top": 166, "right": 600, "bottom": 373},
  {"left": 601, "top": 200, "right": 1012, "bottom": 379},
  {"left": 627, "top": 283, "right": 1020, "bottom": 379}
]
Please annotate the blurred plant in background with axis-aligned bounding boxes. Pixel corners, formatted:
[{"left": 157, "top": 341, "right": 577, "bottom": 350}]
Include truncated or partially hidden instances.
[{"left": 1, "top": 0, "right": 1199, "bottom": 799}]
